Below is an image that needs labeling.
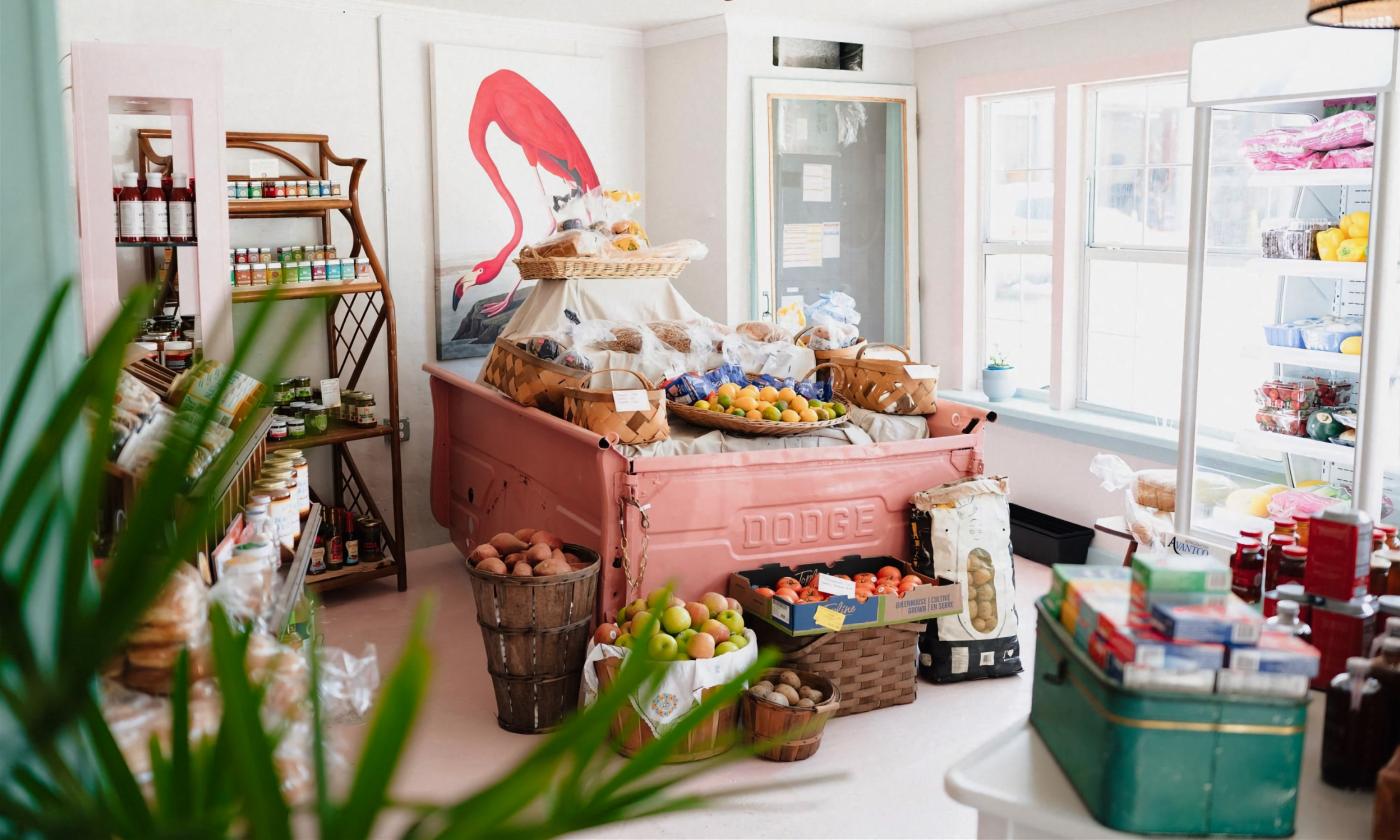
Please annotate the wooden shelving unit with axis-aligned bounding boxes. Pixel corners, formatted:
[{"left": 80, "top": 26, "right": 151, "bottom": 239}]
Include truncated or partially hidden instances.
[{"left": 139, "top": 129, "right": 408, "bottom": 593}]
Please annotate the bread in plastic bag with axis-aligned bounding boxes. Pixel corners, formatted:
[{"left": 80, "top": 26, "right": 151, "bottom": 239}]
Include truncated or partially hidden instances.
[
  {"left": 526, "top": 228, "right": 609, "bottom": 258},
  {"left": 805, "top": 290, "right": 861, "bottom": 326},
  {"left": 319, "top": 643, "right": 380, "bottom": 724},
  {"left": 1090, "top": 453, "right": 1173, "bottom": 549},
  {"left": 801, "top": 322, "right": 861, "bottom": 351}
]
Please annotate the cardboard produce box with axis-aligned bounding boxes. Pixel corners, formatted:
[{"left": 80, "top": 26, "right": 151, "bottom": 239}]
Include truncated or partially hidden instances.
[{"left": 729, "top": 556, "right": 961, "bottom": 637}]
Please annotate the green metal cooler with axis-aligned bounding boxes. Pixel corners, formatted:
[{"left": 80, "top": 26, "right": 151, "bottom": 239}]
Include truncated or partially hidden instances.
[{"left": 1030, "top": 599, "right": 1308, "bottom": 836}]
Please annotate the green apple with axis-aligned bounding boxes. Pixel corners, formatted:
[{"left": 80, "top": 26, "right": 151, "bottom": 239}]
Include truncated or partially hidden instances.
[
  {"left": 675, "top": 628, "right": 698, "bottom": 647},
  {"left": 620, "top": 598, "right": 646, "bottom": 622},
  {"left": 672, "top": 649, "right": 691, "bottom": 661},
  {"left": 646, "top": 589, "right": 673, "bottom": 612},
  {"left": 629, "top": 610, "right": 655, "bottom": 636},
  {"left": 661, "top": 605, "right": 692, "bottom": 634},
  {"left": 727, "top": 632, "right": 748, "bottom": 650},
  {"left": 615, "top": 632, "right": 634, "bottom": 649},
  {"left": 647, "top": 633, "right": 678, "bottom": 660},
  {"left": 716, "top": 609, "right": 745, "bottom": 636},
  {"left": 700, "top": 592, "right": 729, "bottom": 616},
  {"left": 714, "top": 641, "right": 738, "bottom": 656}
]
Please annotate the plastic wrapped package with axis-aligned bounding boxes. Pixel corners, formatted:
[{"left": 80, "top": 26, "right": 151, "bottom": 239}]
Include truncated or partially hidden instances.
[
  {"left": 121, "top": 564, "right": 214, "bottom": 694},
  {"left": 526, "top": 228, "right": 609, "bottom": 258},
  {"left": 1260, "top": 219, "right": 1331, "bottom": 259},
  {"left": 802, "top": 322, "right": 861, "bottom": 351},
  {"left": 209, "top": 563, "right": 274, "bottom": 628},
  {"left": 734, "top": 321, "right": 790, "bottom": 343},
  {"left": 1091, "top": 454, "right": 1175, "bottom": 549},
  {"left": 1320, "top": 145, "right": 1374, "bottom": 169},
  {"left": 572, "top": 319, "right": 659, "bottom": 354},
  {"left": 1301, "top": 320, "right": 1363, "bottom": 353},
  {"left": 318, "top": 644, "right": 380, "bottom": 724},
  {"left": 622, "top": 238, "right": 708, "bottom": 261},
  {"left": 1296, "top": 109, "right": 1374, "bottom": 152},
  {"left": 719, "top": 332, "right": 813, "bottom": 380},
  {"left": 1268, "top": 487, "right": 1349, "bottom": 521},
  {"left": 1247, "top": 150, "right": 1322, "bottom": 171},
  {"left": 1256, "top": 378, "right": 1317, "bottom": 411},
  {"left": 246, "top": 633, "right": 311, "bottom": 722},
  {"left": 1263, "top": 318, "right": 1324, "bottom": 349},
  {"left": 1242, "top": 128, "right": 1309, "bottom": 158},
  {"left": 115, "top": 370, "right": 163, "bottom": 420},
  {"left": 1256, "top": 408, "right": 1309, "bottom": 436},
  {"left": 646, "top": 320, "right": 725, "bottom": 356},
  {"left": 100, "top": 678, "right": 222, "bottom": 783}
]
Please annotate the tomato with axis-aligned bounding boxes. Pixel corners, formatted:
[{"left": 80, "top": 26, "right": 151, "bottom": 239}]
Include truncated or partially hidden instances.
[
  {"left": 874, "top": 584, "right": 897, "bottom": 596},
  {"left": 877, "top": 565, "right": 902, "bottom": 580},
  {"left": 854, "top": 573, "right": 877, "bottom": 586},
  {"left": 776, "top": 576, "right": 800, "bottom": 591},
  {"left": 754, "top": 586, "right": 775, "bottom": 598},
  {"left": 775, "top": 586, "right": 799, "bottom": 603}
]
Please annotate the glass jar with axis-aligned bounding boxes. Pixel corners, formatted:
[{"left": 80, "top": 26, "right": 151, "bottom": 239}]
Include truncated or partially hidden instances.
[
  {"left": 293, "top": 376, "right": 313, "bottom": 400},
  {"left": 252, "top": 478, "right": 296, "bottom": 554},
  {"left": 267, "top": 450, "right": 310, "bottom": 519},
  {"left": 297, "top": 260, "right": 311, "bottom": 283},
  {"left": 348, "top": 392, "right": 377, "bottom": 428},
  {"left": 268, "top": 419, "right": 287, "bottom": 442},
  {"left": 326, "top": 258, "right": 342, "bottom": 281},
  {"left": 163, "top": 340, "right": 194, "bottom": 372},
  {"left": 303, "top": 403, "right": 329, "bottom": 435},
  {"left": 287, "top": 417, "right": 306, "bottom": 439},
  {"left": 358, "top": 516, "right": 383, "bottom": 562},
  {"left": 234, "top": 264, "right": 252, "bottom": 286},
  {"left": 311, "top": 259, "right": 326, "bottom": 281},
  {"left": 355, "top": 256, "right": 370, "bottom": 279}
]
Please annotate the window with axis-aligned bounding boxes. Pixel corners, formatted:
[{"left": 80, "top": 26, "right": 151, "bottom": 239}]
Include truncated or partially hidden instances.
[{"left": 978, "top": 92, "right": 1054, "bottom": 393}]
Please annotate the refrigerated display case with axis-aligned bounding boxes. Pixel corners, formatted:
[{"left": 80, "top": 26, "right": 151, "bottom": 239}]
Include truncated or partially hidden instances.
[{"left": 1175, "top": 26, "right": 1400, "bottom": 546}]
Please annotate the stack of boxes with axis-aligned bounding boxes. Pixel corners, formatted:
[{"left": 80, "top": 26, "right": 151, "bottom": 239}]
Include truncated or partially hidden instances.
[{"left": 1051, "top": 555, "right": 1320, "bottom": 698}]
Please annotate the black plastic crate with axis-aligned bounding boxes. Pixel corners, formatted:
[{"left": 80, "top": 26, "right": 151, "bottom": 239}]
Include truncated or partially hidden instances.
[{"left": 1010, "top": 504, "right": 1093, "bottom": 566}]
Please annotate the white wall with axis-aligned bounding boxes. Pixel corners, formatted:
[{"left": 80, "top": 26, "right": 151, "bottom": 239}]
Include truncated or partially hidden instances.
[
  {"left": 913, "top": 0, "right": 1303, "bottom": 528},
  {"left": 60, "top": 0, "right": 646, "bottom": 551}
]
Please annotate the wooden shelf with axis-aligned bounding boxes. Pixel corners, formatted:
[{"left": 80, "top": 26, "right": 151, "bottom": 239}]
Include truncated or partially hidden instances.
[
  {"left": 1248, "top": 168, "right": 1373, "bottom": 188},
  {"left": 1247, "top": 258, "right": 1366, "bottom": 280},
  {"left": 232, "top": 279, "right": 380, "bottom": 302},
  {"left": 267, "top": 502, "right": 320, "bottom": 634},
  {"left": 1243, "top": 343, "right": 1363, "bottom": 372},
  {"left": 268, "top": 421, "right": 393, "bottom": 452},
  {"left": 228, "top": 197, "right": 351, "bottom": 217},
  {"left": 306, "top": 557, "right": 398, "bottom": 593},
  {"left": 1235, "top": 427, "right": 1355, "bottom": 465},
  {"left": 116, "top": 240, "right": 198, "bottom": 248}
]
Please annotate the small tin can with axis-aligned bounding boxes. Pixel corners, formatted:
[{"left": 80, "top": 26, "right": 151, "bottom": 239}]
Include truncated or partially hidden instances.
[
  {"left": 249, "top": 180, "right": 263, "bottom": 199},
  {"left": 264, "top": 180, "right": 278, "bottom": 199},
  {"left": 298, "top": 261, "right": 311, "bottom": 282},
  {"left": 355, "top": 256, "right": 370, "bottom": 278},
  {"left": 311, "top": 259, "right": 326, "bottom": 281},
  {"left": 327, "top": 258, "right": 342, "bottom": 281},
  {"left": 357, "top": 517, "right": 383, "bottom": 561},
  {"left": 234, "top": 181, "right": 249, "bottom": 200},
  {"left": 235, "top": 247, "right": 249, "bottom": 264},
  {"left": 259, "top": 247, "right": 273, "bottom": 262},
  {"left": 227, "top": 182, "right": 237, "bottom": 200},
  {"left": 234, "top": 264, "right": 251, "bottom": 286},
  {"left": 331, "top": 181, "right": 342, "bottom": 196},
  {"left": 276, "top": 180, "right": 288, "bottom": 197},
  {"left": 266, "top": 263, "right": 282, "bottom": 284},
  {"left": 339, "top": 258, "right": 355, "bottom": 280},
  {"left": 251, "top": 263, "right": 267, "bottom": 284},
  {"left": 320, "top": 180, "right": 332, "bottom": 197}
]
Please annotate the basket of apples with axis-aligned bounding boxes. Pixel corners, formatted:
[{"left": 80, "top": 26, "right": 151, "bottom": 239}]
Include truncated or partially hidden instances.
[{"left": 585, "top": 589, "right": 758, "bottom": 763}]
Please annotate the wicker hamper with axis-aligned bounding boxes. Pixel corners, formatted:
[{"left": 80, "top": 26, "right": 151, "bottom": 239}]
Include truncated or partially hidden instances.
[
  {"left": 752, "top": 621, "right": 923, "bottom": 716},
  {"left": 480, "top": 337, "right": 585, "bottom": 415}
]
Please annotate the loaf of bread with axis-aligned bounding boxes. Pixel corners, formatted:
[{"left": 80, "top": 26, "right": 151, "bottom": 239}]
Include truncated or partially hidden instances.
[{"left": 1133, "top": 470, "right": 1177, "bottom": 512}]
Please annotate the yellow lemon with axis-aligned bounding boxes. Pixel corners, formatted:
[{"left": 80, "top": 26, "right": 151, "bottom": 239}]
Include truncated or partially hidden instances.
[
  {"left": 762, "top": 406, "right": 782, "bottom": 421},
  {"left": 788, "top": 395, "right": 809, "bottom": 412},
  {"left": 693, "top": 399, "right": 710, "bottom": 411},
  {"left": 734, "top": 395, "right": 757, "bottom": 411},
  {"left": 759, "top": 386, "right": 780, "bottom": 403},
  {"left": 777, "top": 387, "right": 797, "bottom": 403},
  {"left": 1340, "top": 336, "right": 1362, "bottom": 355},
  {"left": 780, "top": 409, "right": 801, "bottom": 422},
  {"left": 814, "top": 407, "right": 831, "bottom": 421},
  {"left": 709, "top": 401, "right": 725, "bottom": 412},
  {"left": 717, "top": 382, "right": 740, "bottom": 399},
  {"left": 798, "top": 408, "right": 818, "bottom": 422},
  {"left": 745, "top": 409, "right": 763, "bottom": 420}
]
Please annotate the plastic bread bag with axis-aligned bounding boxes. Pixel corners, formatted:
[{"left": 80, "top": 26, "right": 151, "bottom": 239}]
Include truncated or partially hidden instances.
[
  {"left": 520, "top": 331, "right": 573, "bottom": 364},
  {"left": 209, "top": 562, "right": 274, "bottom": 629},
  {"left": 775, "top": 300, "right": 807, "bottom": 333},
  {"left": 245, "top": 632, "right": 310, "bottom": 723},
  {"left": 318, "top": 643, "right": 380, "bottom": 724},
  {"left": 1089, "top": 453, "right": 1174, "bottom": 550},
  {"left": 525, "top": 228, "right": 609, "bottom": 259},
  {"left": 624, "top": 238, "right": 709, "bottom": 261},
  {"left": 571, "top": 319, "right": 666, "bottom": 355},
  {"left": 801, "top": 322, "right": 861, "bottom": 351},
  {"left": 598, "top": 188, "right": 641, "bottom": 227},
  {"left": 647, "top": 319, "right": 726, "bottom": 356}
]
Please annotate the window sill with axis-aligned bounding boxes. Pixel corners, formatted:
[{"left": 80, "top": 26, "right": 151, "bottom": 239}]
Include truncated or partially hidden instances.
[{"left": 941, "top": 389, "right": 1284, "bottom": 481}]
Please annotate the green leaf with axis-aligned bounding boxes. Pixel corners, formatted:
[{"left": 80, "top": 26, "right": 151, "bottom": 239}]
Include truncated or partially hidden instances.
[
  {"left": 80, "top": 697, "right": 154, "bottom": 837},
  {"left": 0, "top": 279, "right": 72, "bottom": 473}
]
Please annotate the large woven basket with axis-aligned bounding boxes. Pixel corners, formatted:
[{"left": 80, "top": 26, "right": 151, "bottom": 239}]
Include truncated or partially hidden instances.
[
  {"left": 594, "top": 656, "right": 739, "bottom": 762},
  {"left": 562, "top": 368, "right": 669, "bottom": 446},
  {"left": 752, "top": 621, "right": 923, "bottom": 716},
  {"left": 742, "top": 668, "right": 840, "bottom": 761},
  {"left": 830, "top": 343, "right": 938, "bottom": 416},
  {"left": 466, "top": 544, "right": 599, "bottom": 733},
  {"left": 667, "top": 401, "right": 849, "bottom": 437},
  {"left": 515, "top": 248, "right": 689, "bottom": 280},
  {"left": 480, "top": 338, "right": 585, "bottom": 416},
  {"left": 794, "top": 325, "right": 867, "bottom": 365}
]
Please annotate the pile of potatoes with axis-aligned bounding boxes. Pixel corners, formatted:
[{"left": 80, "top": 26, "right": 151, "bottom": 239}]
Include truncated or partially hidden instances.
[
  {"left": 749, "top": 670, "right": 827, "bottom": 709},
  {"left": 466, "top": 528, "right": 585, "bottom": 577}
]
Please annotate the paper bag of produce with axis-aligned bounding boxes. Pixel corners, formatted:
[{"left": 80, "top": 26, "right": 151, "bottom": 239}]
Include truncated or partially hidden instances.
[{"left": 911, "top": 476, "right": 1022, "bottom": 683}]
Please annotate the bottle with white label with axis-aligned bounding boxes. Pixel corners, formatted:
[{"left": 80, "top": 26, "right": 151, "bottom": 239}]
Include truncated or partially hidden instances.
[
  {"left": 117, "top": 172, "right": 144, "bottom": 243},
  {"left": 142, "top": 172, "right": 168, "bottom": 242},
  {"left": 168, "top": 172, "right": 194, "bottom": 242}
]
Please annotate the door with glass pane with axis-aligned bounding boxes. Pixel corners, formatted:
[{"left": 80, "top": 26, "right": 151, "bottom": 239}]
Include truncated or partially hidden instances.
[{"left": 753, "top": 81, "right": 919, "bottom": 351}]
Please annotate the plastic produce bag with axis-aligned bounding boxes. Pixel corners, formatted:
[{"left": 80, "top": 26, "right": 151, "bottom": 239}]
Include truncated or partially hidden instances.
[
  {"left": 318, "top": 643, "right": 380, "bottom": 724},
  {"left": 805, "top": 291, "right": 861, "bottom": 326},
  {"left": 911, "top": 476, "right": 1021, "bottom": 683},
  {"left": 802, "top": 322, "right": 861, "bottom": 351}
]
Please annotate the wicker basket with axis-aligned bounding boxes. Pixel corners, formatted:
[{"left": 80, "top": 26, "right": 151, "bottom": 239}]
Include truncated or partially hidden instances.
[
  {"left": 466, "top": 544, "right": 599, "bottom": 733},
  {"left": 480, "top": 337, "right": 586, "bottom": 415},
  {"left": 794, "top": 326, "right": 867, "bottom": 366},
  {"left": 515, "top": 249, "right": 689, "bottom": 281},
  {"left": 667, "top": 401, "right": 849, "bottom": 437},
  {"left": 562, "top": 368, "right": 669, "bottom": 446},
  {"left": 742, "top": 668, "right": 840, "bottom": 761},
  {"left": 593, "top": 656, "right": 739, "bottom": 762},
  {"left": 752, "top": 621, "right": 923, "bottom": 716},
  {"left": 830, "top": 343, "right": 939, "bottom": 416}
]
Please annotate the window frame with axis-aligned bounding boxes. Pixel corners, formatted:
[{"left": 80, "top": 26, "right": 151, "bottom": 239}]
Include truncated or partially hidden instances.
[{"left": 976, "top": 90, "right": 1056, "bottom": 399}]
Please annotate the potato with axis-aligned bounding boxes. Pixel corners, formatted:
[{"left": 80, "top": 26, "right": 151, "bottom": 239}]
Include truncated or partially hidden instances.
[
  {"left": 511, "top": 562, "right": 533, "bottom": 577},
  {"left": 778, "top": 670, "right": 801, "bottom": 689},
  {"left": 490, "top": 533, "right": 529, "bottom": 553},
  {"left": 765, "top": 692, "right": 789, "bottom": 707},
  {"left": 468, "top": 544, "right": 499, "bottom": 566},
  {"left": 476, "top": 557, "right": 508, "bottom": 575},
  {"left": 774, "top": 684, "right": 800, "bottom": 704},
  {"left": 797, "top": 698, "right": 815, "bottom": 708},
  {"left": 526, "top": 543, "right": 553, "bottom": 565},
  {"left": 970, "top": 569, "right": 992, "bottom": 586},
  {"left": 753, "top": 680, "right": 774, "bottom": 694},
  {"left": 513, "top": 528, "right": 538, "bottom": 542},
  {"left": 529, "top": 530, "right": 563, "bottom": 550}
]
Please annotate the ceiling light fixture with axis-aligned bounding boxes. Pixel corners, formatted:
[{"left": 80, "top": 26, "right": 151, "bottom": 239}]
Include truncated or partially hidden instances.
[{"left": 1308, "top": 0, "right": 1400, "bottom": 28}]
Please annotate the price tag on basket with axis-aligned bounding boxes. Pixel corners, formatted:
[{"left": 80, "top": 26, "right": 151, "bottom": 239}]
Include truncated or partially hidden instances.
[
  {"left": 903, "top": 364, "right": 938, "bottom": 379},
  {"left": 816, "top": 573, "right": 855, "bottom": 597},
  {"left": 612, "top": 389, "right": 651, "bottom": 412},
  {"left": 813, "top": 605, "right": 846, "bottom": 631}
]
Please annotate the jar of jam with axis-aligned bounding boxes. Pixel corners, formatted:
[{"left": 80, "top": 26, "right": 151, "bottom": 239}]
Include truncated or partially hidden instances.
[
  {"left": 1278, "top": 544, "right": 1307, "bottom": 589},
  {"left": 294, "top": 376, "right": 313, "bottom": 401},
  {"left": 1296, "top": 512, "right": 1313, "bottom": 548},
  {"left": 1232, "top": 538, "right": 1265, "bottom": 603},
  {"left": 1382, "top": 523, "right": 1400, "bottom": 551},
  {"left": 1266, "top": 534, "right": 1296, "bottom": 593},
  {"left": 352, "top": 392, "right": 377, "bottom": 428},
  {"left": 252, "top": 478, "right": 296, "bottom": 555},
  {"left": 1323, "top": 657, "right": 1389, "bottom": 790},
  {"left": 357, "top": 516, "right": 383, "bottom": 562},
  {"left": 303, "top": 403, "right": 329, "bottom": 435},
  {"left": 1273, "top": 516, "right": 1297, "bottom": 541}
]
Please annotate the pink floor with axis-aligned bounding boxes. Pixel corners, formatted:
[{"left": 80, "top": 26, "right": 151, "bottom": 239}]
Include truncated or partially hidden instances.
[{"left": 320, "top": 543, "right": 1052, "bottom": 839}]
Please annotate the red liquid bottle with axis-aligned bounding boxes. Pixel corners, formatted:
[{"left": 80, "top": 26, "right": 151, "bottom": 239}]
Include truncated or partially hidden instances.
[
  {"left": 117, "top": 172, "right": 144, "bottom": 243},
  {"left": 1322, "top": 656, "right": 1389, "bottom": 790},
  {"left": 168, "top": 172, "right": 194, "bottom": 243},
  {"left": 1232, "top": 538, "right": 1264, "bottom": 603},
  {"left": 142, "top": 171, "right": 168, "bottom": 243},
  {"left": 1277, "top": 544, "right": 1307, "bottom": 589},
  {"left": 1265, "top": 534, "right": 1295, "bottom": 593}
]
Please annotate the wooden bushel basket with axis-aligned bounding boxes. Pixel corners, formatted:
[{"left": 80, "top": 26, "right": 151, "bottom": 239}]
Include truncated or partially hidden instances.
[
  {"left": 480, "top": 337, "right": 585, "bottom": 415},
  {"left": 593, "top": 656, "right": 739, "bottom": 763},
  {"left": 794, "top": 325, "right": 867, "bottom": 365},
  {"left": 752, "top": 622, "right": 923, "bottom": 717},
  {"left": 830, "top": 343, "right": 938, "bottom": 416},
  {"left": 742, "top": 668, "right": 840, "bottom": 761},
  {"left": 562, "top": 368, "right": 669, "bottom": 446},
  {"left": 466, "top": 545, "right": 599, "bottom": 733}
]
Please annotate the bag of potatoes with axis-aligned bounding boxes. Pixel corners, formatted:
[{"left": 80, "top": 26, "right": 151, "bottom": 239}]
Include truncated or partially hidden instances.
[{"left": 910, "top": 476, "right": 1022, "bottom": 683}]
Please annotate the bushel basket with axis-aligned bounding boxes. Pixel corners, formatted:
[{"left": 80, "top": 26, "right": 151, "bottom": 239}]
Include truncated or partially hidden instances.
[
  {"left": 562, "top": 368, "right": 669, "bottom": 446},
  {"left": 593, "top": 656, "right": 739, "bottom": 762},
  {"left": 830, "top": 343, "right": 938, "bottom": 416},
  {"left": 480, "top": 337, "right": 585, "bottom": 416},
  {"left": 466, "top": 544, "right": 599, "bottom": 733},
  {"left": 742, "top": 668, "right": 840, "bottom": 761},
  {"left": 751, "top": 621, "right": 923, "bottom": 716}
]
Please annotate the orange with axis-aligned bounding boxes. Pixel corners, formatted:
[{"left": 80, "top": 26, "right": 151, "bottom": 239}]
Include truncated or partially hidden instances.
[
  {"left": 780, "top": 409, "right": 800, "bottom": 422},
  {"left": 745, "top": 409, "right": 763, "bottom": 420},
  {"left": 788, "top": 395, "right": 808, "bottom": 412},
  {"left": 758, "top": 385, "right": 779, "bottom": 402},
  {"left": 777, "top": 386, "right": 797, "bottom": 402},
  {"left": 798, "top": 408, "right": 818, "bottom": 422}
]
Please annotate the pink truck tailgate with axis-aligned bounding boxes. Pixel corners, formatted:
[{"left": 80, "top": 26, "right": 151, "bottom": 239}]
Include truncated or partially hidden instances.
[{"left": 426, "top": 364, "right": 994, "bottom": 618}]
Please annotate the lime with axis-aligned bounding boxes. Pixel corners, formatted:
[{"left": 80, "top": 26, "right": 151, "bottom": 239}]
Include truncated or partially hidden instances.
[
  {"left": 774, "top": 400, "right": 788, "bottom": 412},
  {"left": 730, "top": 407, "right": 746, "bottom": 417},
  {"left": 762, "top": 406, "right": 781, "bottom": 421},
  {"left": 693, "top": 399, "right": 710, "bottom": 411},
  {"left": 717, "top": 394, "right": 732, "bottom": 409}
]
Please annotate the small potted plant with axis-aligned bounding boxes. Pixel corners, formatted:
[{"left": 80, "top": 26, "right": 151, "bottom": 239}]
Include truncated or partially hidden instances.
[{"left": 982, "top": 352, "right": 1017, "bottom": 402}]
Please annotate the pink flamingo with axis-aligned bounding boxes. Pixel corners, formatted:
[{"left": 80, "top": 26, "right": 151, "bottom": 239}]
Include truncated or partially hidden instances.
[{"left": 454, "top": 69, "right": 600, "bottom": 317}]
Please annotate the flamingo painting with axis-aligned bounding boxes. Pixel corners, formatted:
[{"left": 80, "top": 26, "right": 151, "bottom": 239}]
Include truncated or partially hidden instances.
[{"left": 454, "top": 69, "right": 600, "bottom": 317}]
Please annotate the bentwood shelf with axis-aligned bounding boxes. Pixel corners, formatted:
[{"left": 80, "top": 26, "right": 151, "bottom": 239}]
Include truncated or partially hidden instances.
[
  {"left": 232, "top": 279, "right": 382, "bottom": 303},
  {"left": 228, "top": 197, "right": 353, "bottom": 217},
  {"left": 139, "top": 128, "right": 408, "bottom": 594}
]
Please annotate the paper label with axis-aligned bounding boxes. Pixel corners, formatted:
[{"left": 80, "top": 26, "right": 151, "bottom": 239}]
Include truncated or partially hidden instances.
[
  {"left": 612, "top": 389, "right": 651, "bottom": 412},
  {"left": 770, "top": 599, "right": 791, "bottom": 623},
  {"left": 249, "top": 158, "right": 280, "bottom": 178},
  {"left": 813, "top": 605, "right": 846, "bottom": 631},
  {"left": 903, "top": 364, "right": 938, "bottom": 380},
  {"left": 816, "top": 573, "right": 855, "bottom": 597},
  {"left": 821, "top": 222, "right": 841, "bottom": 258},
  {"left": 782, "top": 223, "right": 824, "bottom": 268},
  {"left": 320, "top": 378, "right": 342, "bottom": 408},
  {"left": 802, "top": 163, "right": 832, "bottom": 202}
]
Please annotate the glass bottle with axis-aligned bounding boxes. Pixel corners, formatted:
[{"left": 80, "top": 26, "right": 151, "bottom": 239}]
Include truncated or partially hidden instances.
[
  {"left": 327, "top": 508, "right": 345, "bottom": 571},
  {"left": 142, "top": 170, "right": 168, "bottom": 243},
  {"left": 241, "top": 502, "right": 279, "bottom": 570},
  {"left": 310, "top": 517, "right": 329, "bottom": 575},
  {"left": 1266, "top": 534, "right": 1295, "bottom": 594},
  {"left": 168, "top": 172, "right": 194, "bottom": 242},
  {"left": 1272, "top": 516, "right": 1297, "bottom": 541},
  {"left": 1372, "top": 637, "right": 1400, "bottom": 755},
  {"left": 1277, "top": 545, "right": 1307, "bottom": 589},
  {"left": 1373, "top": 617, "right": 1400, "bottom": 657},
  {"left": 1232, "top": 538, "right": 1265, "bottom": 603},
  {"left": 1265, "top": 599, "right": 1312, "bottom": 643},
  {"left": 342, "top": 508, "right": 360, "bottom": 567},
  {"left": 117, "top": 172, "right": 144, "bottom": 243},
  {"left": 1382, "top": 523, "right": 1400, "bottom": 552},
  {"left": 1322, "top": 657, "right": 1388, "bottom": 790}
]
